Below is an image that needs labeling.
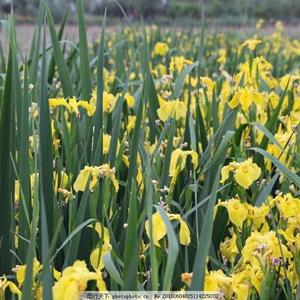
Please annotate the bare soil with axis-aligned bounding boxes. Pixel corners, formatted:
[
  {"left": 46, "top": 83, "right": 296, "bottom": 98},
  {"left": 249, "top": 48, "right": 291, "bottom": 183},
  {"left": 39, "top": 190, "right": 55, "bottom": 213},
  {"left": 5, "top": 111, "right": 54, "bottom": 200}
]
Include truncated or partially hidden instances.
[{"left": 1, "top": 23, "right": 300, "bottom": 55}]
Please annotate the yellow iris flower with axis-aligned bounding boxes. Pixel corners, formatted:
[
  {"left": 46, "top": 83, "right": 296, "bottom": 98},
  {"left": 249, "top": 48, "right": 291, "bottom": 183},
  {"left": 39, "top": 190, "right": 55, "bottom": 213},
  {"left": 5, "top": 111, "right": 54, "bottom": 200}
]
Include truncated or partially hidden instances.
[
  {"left": 157, "top": 99, "right": 187, "bottom": 122},
  {"left": 49, "top": 97, "right": 96, "bottom": 117},
  {"left": 241, "top": 39, "right": 262, "bottom": 51},
  {"left": 204, "top": 270, "right": 232, "bottom": 299},
  {"left": 52, "top": 260, "right": 105, "bottom": 300},
  {"left": 169, "top": 148, "right": 198, "bottom": 177},
  {"left": 228, "top": 87, "right": 264, "bottom": 111},
  {"left": 216, "top": 198, "right": 250, "bottom": 229},
  {"left": 145, "top": 211, "right": 191, "bottom": 247},
  {"left": 154, "top": 42, "right": 169, "bottom": 56},
  {"left": 220, "top": 158, "right": 261, "bottom": 189},
  {"left": 274, "top": 193, "right": 300, "bottom": 219},
  {"left": 220, "top": 231, "right": 239, "bottom": 260},
  {"left": 90, "top": 244, "right": 112, "bottom": 272},
  {"left": 90, "top": 90, "right": 118, "bottom": 113},
  {"left": 218, "top": 48, "right": 227, "bottom": 66},
  {"left": 103, "top": 134, "right": 111, "bottom": 155},
  {"left": 169, "top": 56, "right": 193, "bottom": 73},
  {"left": 0, "top": 276, "right": 21, "bottom": 299},
  {"left": 73, "top": 164, "right": 119, "bottom": 193},
  {"left": 13, "top": 258, "right": 41, "bottom": 288},
  {"left": 205, "top": 268, "right": 252, "bottom": 300},
  {"left": 241, "top": 231, "right": 292, "bottom": 267},
  {"left": 124, "top": 92, "right": 135, "bottom": 108},
  {"left": 89, "top": 222, "right": 111, "bottom": 279}
]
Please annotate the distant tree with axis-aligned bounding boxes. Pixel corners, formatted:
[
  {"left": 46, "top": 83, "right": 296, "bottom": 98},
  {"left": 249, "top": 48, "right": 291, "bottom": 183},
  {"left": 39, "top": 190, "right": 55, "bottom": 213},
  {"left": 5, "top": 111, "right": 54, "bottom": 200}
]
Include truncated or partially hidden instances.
[
  {"left": 1, "top": 0, "right": 299, "bottom": 21},
  {"left": 0, "top": 0, "right": 35, "bottom": 15},
  {"left": 119, "top": 0, "right": 160, "bottom": 16},
  {"left": 46, "top": 0, "right": 68, "bottom": 20},
  {"left": 0, "top": 0, "right": 10, "bottom": 14},
  {"left": 162, "top": 0, "right": 169, "bottom": 14}
]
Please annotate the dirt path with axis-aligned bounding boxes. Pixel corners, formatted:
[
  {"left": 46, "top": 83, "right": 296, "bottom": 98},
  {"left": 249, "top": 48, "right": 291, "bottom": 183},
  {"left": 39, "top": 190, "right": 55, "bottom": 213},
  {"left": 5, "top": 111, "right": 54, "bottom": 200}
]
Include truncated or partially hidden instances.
[
  {"left": 0, "top": 24, "right": 110, "bottom": 54},
  {"left": 1, "top": 23, "right": 300, "bottom": 55}
]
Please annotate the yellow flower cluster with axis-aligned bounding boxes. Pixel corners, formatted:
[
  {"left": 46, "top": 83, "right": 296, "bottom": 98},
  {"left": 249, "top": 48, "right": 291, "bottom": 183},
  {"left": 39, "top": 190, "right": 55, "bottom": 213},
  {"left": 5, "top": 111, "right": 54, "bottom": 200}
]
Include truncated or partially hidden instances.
[
  {"left": 4, "top": 20, "right": 300, "bottom": 300},
  {"left": 73, "top": 164, "right": 119, "bottom": 193},
  {"left": 53, "top": 261, "right": 106, "bottom": 300},
  {"left": 204, "top": 193, "right": 300, "bottom": 298},
  {"left": 49, "top": 90, "right": 135, "bottom": 118},
  {"left": 145, "top": 211, "right": 191, "bottom": 247},
  {"left": 157, "top": 99, "right": 187, "bottom": 122},
  {"left": 154, "top": 42, "right": 169, "bottom": 56},
  {"left": 49, "top": 97, "right": 96, "bottom": 116},
  {"left": 220, "top": 158, "right": 261, "bottom": 189}
]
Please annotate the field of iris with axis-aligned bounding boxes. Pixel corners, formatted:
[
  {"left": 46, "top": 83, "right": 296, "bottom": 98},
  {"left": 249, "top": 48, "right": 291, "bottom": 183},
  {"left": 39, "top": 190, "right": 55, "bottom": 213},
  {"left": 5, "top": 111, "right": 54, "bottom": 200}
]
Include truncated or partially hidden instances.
[{"left": 1, "top": 1, "right": 300, "bottom": 299}]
